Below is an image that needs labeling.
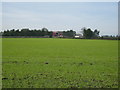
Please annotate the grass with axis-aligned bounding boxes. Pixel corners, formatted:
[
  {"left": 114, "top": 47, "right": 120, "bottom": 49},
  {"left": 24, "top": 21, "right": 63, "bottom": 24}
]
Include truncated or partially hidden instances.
[{"left": 2, "top": 38, "right": 118, "bottom": 88}]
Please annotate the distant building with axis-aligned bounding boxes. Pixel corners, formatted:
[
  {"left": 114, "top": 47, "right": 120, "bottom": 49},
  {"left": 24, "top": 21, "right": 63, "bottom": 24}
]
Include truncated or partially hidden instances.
[
  {"left": 52, "top": 30, "right": 76, "bottom": 38},
  {"left": 74, "top": 34, "right": 83, "bottom": 38},
  {"left": 52, "top": 31, "right": 63, "bottom": 38}
]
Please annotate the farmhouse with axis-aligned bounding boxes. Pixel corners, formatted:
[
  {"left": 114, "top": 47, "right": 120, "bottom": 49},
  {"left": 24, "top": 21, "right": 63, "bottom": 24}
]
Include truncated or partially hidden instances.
[
  {"left": 52, "top": 30, "right": 77, "bottom": 38},
  {"left": 52, "top": 31, "right": 63, "bottom": 38}
]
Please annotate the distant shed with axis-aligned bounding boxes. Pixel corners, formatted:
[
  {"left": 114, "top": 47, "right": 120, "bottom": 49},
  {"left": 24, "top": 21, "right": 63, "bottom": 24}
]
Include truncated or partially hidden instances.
[{"left": 74, "top": 34, "right": 83, "bottom": 39}]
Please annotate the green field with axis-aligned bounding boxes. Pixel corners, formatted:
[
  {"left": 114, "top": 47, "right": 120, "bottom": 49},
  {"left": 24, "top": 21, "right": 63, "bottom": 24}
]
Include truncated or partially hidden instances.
[{"left": 2, "top": 38, "right": 118, "bottom": 88}]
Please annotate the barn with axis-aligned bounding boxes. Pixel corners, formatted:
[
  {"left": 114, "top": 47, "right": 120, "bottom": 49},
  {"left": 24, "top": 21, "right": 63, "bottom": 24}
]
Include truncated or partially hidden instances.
[{"left": 52, "top": 31, "right": 63, "bottom": 38}]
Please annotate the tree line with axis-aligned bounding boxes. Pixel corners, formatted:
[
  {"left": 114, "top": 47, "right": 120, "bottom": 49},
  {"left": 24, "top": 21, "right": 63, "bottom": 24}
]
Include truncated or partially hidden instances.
[
  {"left": 2, "top": 28, "right": 52, "bottom": 37},
  {"left": 1, "top": 27, "right": 119, "bottom": 40},
  {"left": 2, "top": 28, "right": 76, "bottom": 38}
]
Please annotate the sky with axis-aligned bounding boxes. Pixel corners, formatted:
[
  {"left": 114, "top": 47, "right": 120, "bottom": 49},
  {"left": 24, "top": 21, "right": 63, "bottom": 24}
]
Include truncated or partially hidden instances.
[
  {"left": 1, "top": 0, "right": 119, "bottom": 2},
  {"left": 2, "top": 2, "right": 118, "bottom": 35}
]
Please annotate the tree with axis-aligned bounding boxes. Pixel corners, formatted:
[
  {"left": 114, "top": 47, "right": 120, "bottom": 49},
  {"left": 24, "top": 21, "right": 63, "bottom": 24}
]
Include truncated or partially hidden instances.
[
  {"left": 82, "top": 28, "right": 93, "bottom": 39},
  {"left": 93, "top": 29, "right": 100, "bottom": 38},
  {"left": 41, "top": 28, "right": 48, "bottom": 36},
  {"left": 82, "top": 27, "right": 100, "bottom": 39}
]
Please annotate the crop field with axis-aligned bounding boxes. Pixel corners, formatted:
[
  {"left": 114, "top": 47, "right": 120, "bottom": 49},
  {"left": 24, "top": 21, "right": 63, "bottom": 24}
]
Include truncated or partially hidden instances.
[{"left": 2, "top": 38, "right": 118, "bottom": 88}]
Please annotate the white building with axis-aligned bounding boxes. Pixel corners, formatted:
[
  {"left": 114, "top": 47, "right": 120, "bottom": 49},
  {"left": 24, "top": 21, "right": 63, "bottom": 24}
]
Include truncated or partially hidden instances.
[{"left": 74, "top": 34, "right": 83, "bottom": 38}]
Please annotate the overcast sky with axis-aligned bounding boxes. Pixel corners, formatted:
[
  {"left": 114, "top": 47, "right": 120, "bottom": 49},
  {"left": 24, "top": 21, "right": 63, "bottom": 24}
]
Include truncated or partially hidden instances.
[{"left": 2, "top": 2, "right": 118, "bottom": 35}]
